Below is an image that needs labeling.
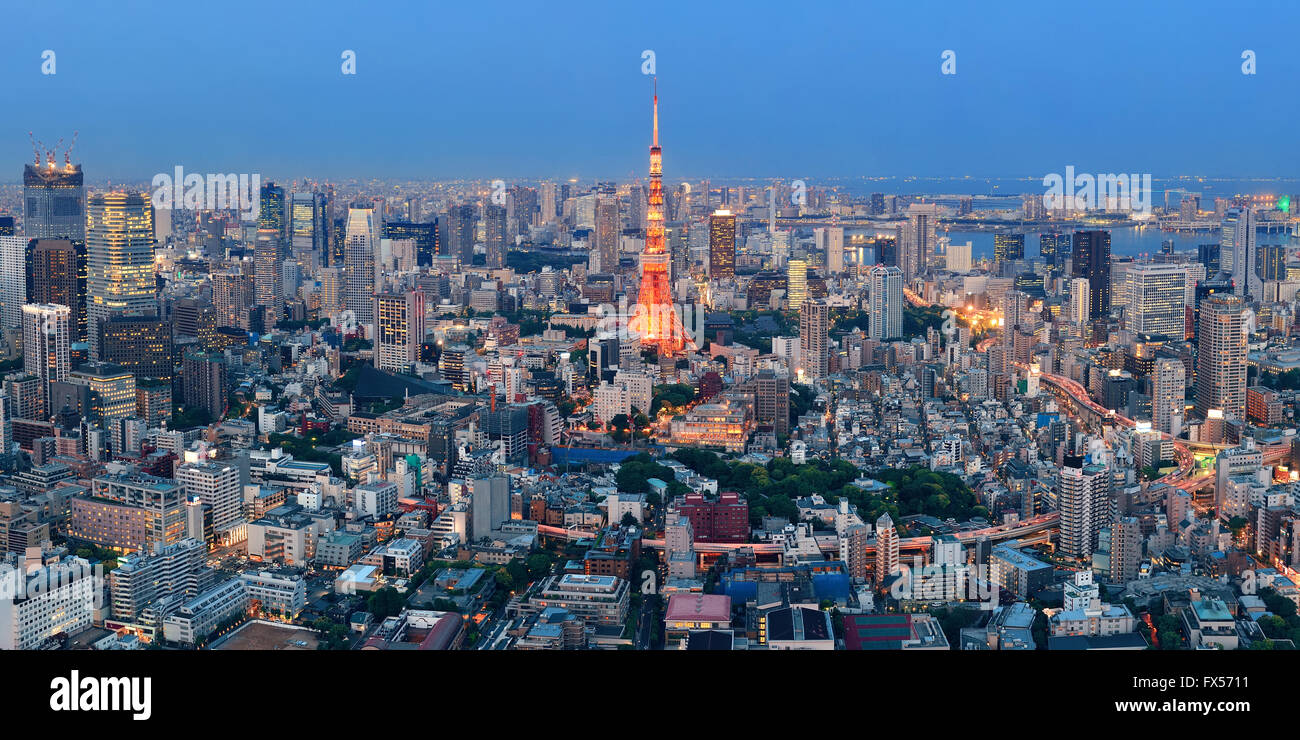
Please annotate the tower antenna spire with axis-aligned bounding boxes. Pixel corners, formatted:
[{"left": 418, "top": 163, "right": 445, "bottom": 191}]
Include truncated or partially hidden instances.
[{"left": 652, "top": 77, "right": 659, "bottom": 148}]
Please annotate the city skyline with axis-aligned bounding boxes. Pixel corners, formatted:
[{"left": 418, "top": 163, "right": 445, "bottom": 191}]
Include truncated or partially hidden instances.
[{"left": 5, "top": 1, "right": 1300, "bottom": 180}]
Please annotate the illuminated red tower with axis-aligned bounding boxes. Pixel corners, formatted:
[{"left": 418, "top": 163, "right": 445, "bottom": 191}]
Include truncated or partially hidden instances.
[{"left": 633, "top": 81, "right": 694, "bottom": 356}]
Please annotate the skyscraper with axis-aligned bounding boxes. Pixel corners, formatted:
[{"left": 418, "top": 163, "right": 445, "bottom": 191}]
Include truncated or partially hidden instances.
[
  {"left": 993, "top": 233, "right": 1025, "bottom": 262},
  {"left": 1195, "top": 293, "right": 1246, "bottom": 422},
  {"left": 708, "top": 209, "right": 736, "bottom": 279},
  {"left": 258, "top": 182, "right": 286, "bottom": 239},
  {"left": 817, "top": 226, "right": 845, "bottom": 274},
  {"left": 786, "top": 259, "right": 807, "bottom": 310},
  {"left": 1058, "top": 453, "right": 1111, "bottom": 561},
  {"left": 1124, "top": 263, "right": 1187, "bottom": 338},
  {"left": 1227, "top": 207, "right": 1260, "bottom": 299},
  {"left": 594, "top": 184, "right": 619, "bottom": 273},
  {"left": 1257, "top": 243, "right": 1287, "bottom": 282},
  {"left": 747, "top": 369, "right": 790, "bottom": 438},
  {"left": 1151, "top": 357, "right": 1185, "bottom": 436},
  {"left": 869, "top": 264, "right": 904, "bottom": 341},
  {"left": 344, "top": 206, "right": 379, "bottom": 327},
  {"left": 875, "top": 512, "right": 898, "bottom": 589},
  {"left": 1070, "top": 230, "right": 1111, "bottom": 319},
  {"left": 484, "top": 204, "right": 508, "bottom": 269},
  {"left": 799, "top": 298, "right": 829, "bottom": 379},
  {"left": 22, "top": 303, "right": 71, "bottom": 418},
  {"left": 631, "top": 85, "right": 693, "bottom": 357},
  {"left": 210, "top": 271, "right": 250, "bottom": 329},
  {"left": 27, "top": 239, "right": 86, "bottom": 343},
  {"left": 289, "top": 191, "right": 327, "bottom": 255},
  {"left": 384, "top": 221, "right": 439, "bottom": 267},
  {"left": 86, "top": 192, "right": 156, "bottom": 359},
  {"left": 253, "top": 229, "right": 285, "bottom": 327},
  {"left": 446, "top": 204, "right": 476, "bottom": 267},
  {"left": 182, "top": 352, "right": 226, "bottom": 421},
  {"left": 1068, "top": 277, "right": 1091, "bottom": 331},
  {"left": 374, "top": 291, "right": 425, "bottom": 373},
  {"left": 0, "top": 236, "right": 27, "bottom": 329},
  {"left": 98, "top": 317, "right": 174, "bottom": 382},
  {"left": 902, "top": 203, "right": 938, "bottom": 283},
  {"left": 23, "top": 160, "right": 84, "bottom": 241},
  {"left": 1039, "top": 231, "right": 1068, "bottom": 271}
]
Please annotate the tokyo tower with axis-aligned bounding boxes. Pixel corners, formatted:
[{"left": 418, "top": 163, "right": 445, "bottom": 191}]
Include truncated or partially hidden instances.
[{"left": 632, "top": 80, "right": 694, "bottom": 356}]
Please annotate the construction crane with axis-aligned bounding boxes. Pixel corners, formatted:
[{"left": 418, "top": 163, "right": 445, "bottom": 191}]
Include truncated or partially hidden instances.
[
  {"left": 27, "top": 132, "right": 41, "bottom": 166},
  {"left": 64, "top": 131, "right": 78, "bottom": 167}
]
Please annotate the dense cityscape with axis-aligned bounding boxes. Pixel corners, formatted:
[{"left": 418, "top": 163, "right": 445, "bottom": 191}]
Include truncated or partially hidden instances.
[
  {"left": 0, "top": 17, "right": 1298, "bottom": 703},
  {"left": 1, "top": 86, "right": 1297, "bottom": 661}
]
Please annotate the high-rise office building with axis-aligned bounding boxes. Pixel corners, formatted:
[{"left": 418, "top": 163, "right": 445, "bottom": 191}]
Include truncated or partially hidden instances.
[
  {"left": 1058, "top": 454, "right": 1111, "bottom": 561},
  {"left": 1151, "top": 357, "right": 1185, "bottom": 436},
  {"left": 1124, "top": 263, "right": 1187, "bottom": 338},
  {"left": 289, "top": 191, "right": 328, "bottom": 255},
  {"left": 98, "top": 316, "right": 173, "bottom": 381},
  {"left": 374, "top": 291, "right": 426, "bottom": 373},
  {"left": 383, "top": 221, "right": 438, "bottom": 267},
  {"left": 0, "top": 236, "right": 27, "bottom": 329},
  {"left": 258, "top": 182, "right": 286, "bottom": 239},
  {"left": 69, "top": 362, "right": 136, "bottom": 439},
  {"left": 86, "top": 193, "right": 156, "bottom": 359},
  {"left": 1070, "top": 230, "right": 1111, "bottom": 319},
  {"left": 869, "top": 264, "right": 904, "bottom": 341},
  {"left": 799, "top": 298, "right": 830, "bottom": 379},
  {"left": 786, "top": 259, "right": 808, "bottom": 310},
  {"left": 318, "top": 267, "right": 344, "bottom": 317},
  {"left": 484, "top": 204, "right": 508, "bottom": 269},
  {"left": 592, "top": 183, "right": 619, "bottom": 275},
  {"left": 446, "top": 204, "right": 476, "bottom": 266},
  {"left": 708, "top": 209, "right": 736, "bottom": 279},
  {"left": 816, "top": 226, "right": 845, "bottom": 274},
  {"left": 344, "top": 206, "right": 379, "bottom": 327},
  {"left": 23, "top": 161, "right": 84, "bottom": 241},
  {"left": 1195, "top": 293, "right": 1246, "bottom": 421},
  {"left": 1039, "top": 231, "right": 1068, "bottom": 271},
  {"left": 21, "top": 303, "right": 71, "bottom": 417},
  {"left": 902, "top": 203, "right": 938, "bottom": 283},
  {"left": 253, "top": 229, "right": 285, "bottom": 326},
  {"left": 994, "top": 233, "right": 1025, "bottom": 262},
  {"left": 26, "top": 239, "right": 86, "bottom": 343},
  {"left": 1257, "top": 243, "right": 1287, "bottom": 282}
]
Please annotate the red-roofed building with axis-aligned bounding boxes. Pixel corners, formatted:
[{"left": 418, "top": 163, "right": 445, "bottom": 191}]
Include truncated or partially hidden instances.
[{"left": 664, "top": 593, "right": 732, "bottom": 645}]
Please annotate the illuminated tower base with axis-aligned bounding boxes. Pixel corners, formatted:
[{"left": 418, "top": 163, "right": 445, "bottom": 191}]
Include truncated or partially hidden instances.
[{"left": 633, "top": 252, "right": 694, "bottom": 356}]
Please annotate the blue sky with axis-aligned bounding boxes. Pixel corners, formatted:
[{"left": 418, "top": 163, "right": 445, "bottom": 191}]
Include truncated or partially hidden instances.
[{"left": 3, "top": 0, "right": 1298, "bottom": 181}]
